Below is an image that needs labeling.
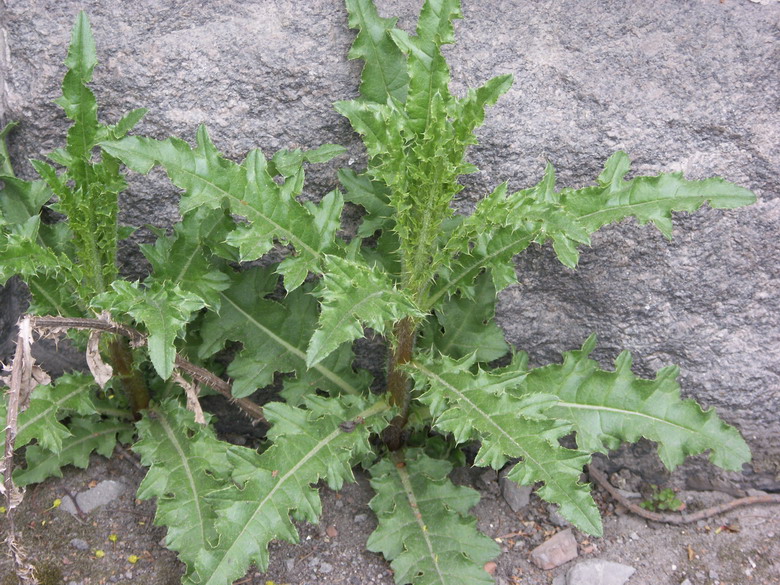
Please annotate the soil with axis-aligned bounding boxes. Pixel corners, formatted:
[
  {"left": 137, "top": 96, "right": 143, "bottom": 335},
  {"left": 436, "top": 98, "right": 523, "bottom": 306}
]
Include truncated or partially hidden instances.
[{"left": 1, "top": 449, "right": 778, "bottom": 585}]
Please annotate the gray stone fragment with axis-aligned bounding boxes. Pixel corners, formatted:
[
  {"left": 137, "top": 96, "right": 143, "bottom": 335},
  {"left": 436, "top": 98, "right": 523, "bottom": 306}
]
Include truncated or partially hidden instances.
[
  {"left": 500, "top": 467, "right": 533, "bottom": 513},
  {"left": 530, "top": 528, "right": 578, "bottom": 570},
  {"left": 319, "top": 561, "right": 333, "bottom": 574},
  {"left": 69, "top": 538, "right": 89, "bottom": 550},
  {"left": 59, "top": 480, "right": 126, "bottom": 516},
  {"left": 353, "top": 513, "right": 368, "bottom": 523},
  {"left": 566, "top": 559, "right": 636, "bottom": 585}
]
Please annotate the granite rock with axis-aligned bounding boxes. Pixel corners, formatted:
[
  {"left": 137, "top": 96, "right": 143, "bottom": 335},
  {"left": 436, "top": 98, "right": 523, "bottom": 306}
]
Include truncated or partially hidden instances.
[{"left": 1, "top": 1, "right": 777, "bottom": 487}]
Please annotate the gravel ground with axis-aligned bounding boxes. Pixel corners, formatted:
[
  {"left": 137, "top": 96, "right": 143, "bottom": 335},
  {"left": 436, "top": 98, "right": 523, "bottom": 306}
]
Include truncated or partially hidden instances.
[{"left": 1, "top": 449, "right": 778, "bottom": 585}]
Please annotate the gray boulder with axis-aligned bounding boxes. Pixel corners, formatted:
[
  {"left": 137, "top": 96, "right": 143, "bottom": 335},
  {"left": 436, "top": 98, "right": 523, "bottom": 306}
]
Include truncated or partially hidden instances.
[{"left": 1, "top": 1, "right": 777, "bottom": 488}]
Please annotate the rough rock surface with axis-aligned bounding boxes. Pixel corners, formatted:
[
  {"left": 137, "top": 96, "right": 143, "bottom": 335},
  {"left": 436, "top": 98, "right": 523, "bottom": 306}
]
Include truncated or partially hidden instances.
[
  {"left": 564, "top": 559, "right": 636, "bottom": 585},
  {"left": 530, "top": 528, "right": 579, "bottom": 570},
  {"left": 1, "top": 0, "right": 778, "bottom": 491}
]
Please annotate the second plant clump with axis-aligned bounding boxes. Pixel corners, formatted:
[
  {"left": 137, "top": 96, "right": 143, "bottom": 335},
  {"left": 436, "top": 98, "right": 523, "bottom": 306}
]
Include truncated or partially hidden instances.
[{"left": 0, "top": 1, "right": 756, "bottom": 584}]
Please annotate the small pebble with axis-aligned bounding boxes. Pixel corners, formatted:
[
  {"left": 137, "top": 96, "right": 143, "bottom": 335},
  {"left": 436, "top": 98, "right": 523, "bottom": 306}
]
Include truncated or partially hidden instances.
[
  {"left": 629, "top": 531, "right": 639, "bottom": 541},
  {"left": 285, "top": 558, "right": 295, "bottom": 572},
  {"left": 354, "top": 513, "right": 368, "bottom": 523},
  {"left": 320, "top": 561, "right": 333, "bottom": 574},
  {"left": 484, "top": 561, "right": 497, "bottom": 575},
  {"left": 709, "top": 569, "right": 719, "bottom": 580},
  {"left": 69, "top": 538, "right": 89, "bottom": 551},
  {"left": 326, "top": 524, "right": 338, "bottom": 538}
]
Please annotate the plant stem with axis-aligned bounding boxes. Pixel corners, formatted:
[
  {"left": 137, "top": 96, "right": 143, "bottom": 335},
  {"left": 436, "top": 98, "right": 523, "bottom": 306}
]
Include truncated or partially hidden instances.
[
  {"left": 107, "top": 336, "right": 150, "bottom": 420},
  {"left": 383, "top": 316, "right": 416, "bottom": 451}
]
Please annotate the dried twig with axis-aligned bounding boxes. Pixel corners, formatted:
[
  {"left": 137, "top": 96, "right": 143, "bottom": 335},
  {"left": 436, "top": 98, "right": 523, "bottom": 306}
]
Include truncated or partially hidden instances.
[
  {"left": 588, "top": 464, "right": 780, "bottom": 525},
  {"left": 28, "top": 315, "right": 266, "bottom": 422},
  {"left": 2, "top": 316, "right": 40, "bottom": 584}
]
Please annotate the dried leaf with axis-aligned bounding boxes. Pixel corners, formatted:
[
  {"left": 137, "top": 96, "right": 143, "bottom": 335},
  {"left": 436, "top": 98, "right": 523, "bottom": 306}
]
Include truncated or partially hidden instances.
[
  {"left": 86, "top": 328, "right": 113, "bottom": 389},
  {"left": 173, "top": 371, "right": 205, "bottom": 425}
]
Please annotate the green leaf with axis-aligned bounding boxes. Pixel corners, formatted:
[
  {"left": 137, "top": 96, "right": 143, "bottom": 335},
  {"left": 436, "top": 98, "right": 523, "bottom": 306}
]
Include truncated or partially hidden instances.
[
  {"left": 0, "top": 175, "right": 52, "bottom": 225},
  {"left": 307, "top": 255, "right": 423, "bottom": 367},
  {"left": 15, "top": 417, "right": 133, "bottom": 486},
  {"left": 392, "top": 0, "right": 461, "bottom": 133},
  {"left": 0, "top": 373, "right": 103, "bottom": 463},
  {"left": 338, "top": 168, "right": 393, "bottom": 237},
  {"left": 198, "top": 267, "right": 367, "bottom": 399},
  {"left": 0, "top": 121, "right": 19, "bottom": 176},
  {"left": 133, "top": 399, "right": 233, "bottom": 581},
  {"left": 419, "top": 271, "right": 508, "bottom": 361},
  {"left": 194, "top": 396, "right": 390, "bottom": 585},
  {"left": 428, "top": 226, "right": 537, "bottom": 305},
  {"left": 367, "top": 448, "right": 499, "bottom": 585},
  {"left": 101, "top": 128, "right": 343, "bottom": 290},
  {"left": 345, "top": 0, "right": 409, "bottom": 103},
  {"left": 141, "top": 206, "right": 233, "bottom": 308},
  {"left": 93, "top": 280, "right": 206, "bottom": 379},
  {"left": 563, "top": 151, "right": 756, "bottom": 240},
  {"left": 0, "top": 216, "right": 62, "bottom": 285},
  {"left": 521, "top": 336, "right": 751, "bottom": 472},
  {"left": 55, "top": 12, "right": 98, "bottom": 172},
  {"left": 411, "top": 355, "right": 602, "bottom": 535}
]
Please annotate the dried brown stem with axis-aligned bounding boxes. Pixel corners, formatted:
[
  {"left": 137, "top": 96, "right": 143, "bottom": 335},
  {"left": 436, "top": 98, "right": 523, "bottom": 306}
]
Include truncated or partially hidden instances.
[
  {"left": 28, "top": 315, "right": 265, "bottom": 423},
  {"left": 588, "top": 464, "right": 780, "bottom": 525},
  {"left": 3, "top": 316, "right": 40, "bottom": 584},
  {"left": 382, "top": 317, "right": 416, "bottom": 451}
]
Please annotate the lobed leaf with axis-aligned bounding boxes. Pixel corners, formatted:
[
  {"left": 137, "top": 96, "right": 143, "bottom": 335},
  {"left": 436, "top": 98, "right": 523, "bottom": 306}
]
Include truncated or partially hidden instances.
[
  {"left": 520, "top": 335, "right": 751, "bottom": 472},
  {"left": 133, "top": 400, "right": 233, "bottom": 582},
  {"left": 101, "top": 129, "right": 343, "bottom": 291},
  {"left": 306, "top": 255, "right": 424, "bottom": 367},
  {"left": 419, "top": 270, "right": 508, "bottom": 362},
  {"left": 198, "top": 266, "right": 368, "bottom": 400},
  {"left": 367, "top": 448, "right": 499, "bottom": 585},
  {"left": 345, "top": 0, "right": 409, "bottom": 103},
  {"left": 566, "top": 151, "right": 757, "bottom": 239},
  {"left": 411, "top": 355, "right": 602, "bottom": 535},
  {"left": 15, "top": 417, "right": 133, "bottom": 486},
  {"left": 194, "top": 396, "right": 391, "bottom": 585},
  {"left": 93, "top": 280, "right": 206, "bottom": 380},
  {"left": 141, "top": 206, "right": 233, "bottom": 308}
]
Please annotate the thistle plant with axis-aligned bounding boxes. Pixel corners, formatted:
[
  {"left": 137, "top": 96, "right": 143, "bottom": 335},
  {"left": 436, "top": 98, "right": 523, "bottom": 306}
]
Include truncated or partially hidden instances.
[{"left": 0, "top": 2, "right": 756, "bottom": 585}]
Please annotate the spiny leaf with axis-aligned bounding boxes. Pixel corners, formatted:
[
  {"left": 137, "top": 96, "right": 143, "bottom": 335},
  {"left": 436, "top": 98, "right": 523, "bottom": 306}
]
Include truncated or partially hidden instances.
[
  {"left": 194, "top": 396, "right": 391, "bottom": 585},
  {"left": 198, "top": 266, "right": 367, "bottom": 400},
  {"left": 0, "top": 373, "right": 103, "bottom": 460},
  {"left": 133, "top": 400, "right": 233, "bottom": 582},
  {"left": 428, "top": 225, "right": 537, "bottom": 305},
  {"left": 93, "top": 280, "right": 206, "bottom": 379},
  {"left": 521, "top": 335, "right": 751, "bottom": 472},
  {"left": 14, "top": 417, "right": 133, "bottom": 486},
  {"left": 306, "top": 255, "right": 423, "bottom": 367},
  {"left": 411, "top": 356, "right": 602, "bottom": 535},
  {"left": 141, "top": 206, "right": 233, "bottom": 308},
  {"left": 100, "top": 128, "right": 343, "bottom": 290},
  {"left": 564, "top": 151, "right": 756, "bottom": 239},
  {"left": 338, "top": 167, "right": 393, "bottom": 237},
  {"left": 419, "top": 271, "right": 508, "bottom": 361},
  {"left": 367, "top": 448, "right": 499, "bottom": 585},
  {"left": 345, "top": 0, "right": 409, "bottom": 103},
  {"left": 390, "top": 0, "right": 461, "bottom": 133},
  {"left": 0, "top": 216, "right": 61, "bottom": 286}
]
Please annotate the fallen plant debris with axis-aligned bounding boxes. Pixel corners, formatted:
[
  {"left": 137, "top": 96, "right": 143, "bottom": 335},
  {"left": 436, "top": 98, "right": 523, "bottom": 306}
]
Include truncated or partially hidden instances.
[{"left": 588, "top": 465, "right": 780, "bottom": 525}]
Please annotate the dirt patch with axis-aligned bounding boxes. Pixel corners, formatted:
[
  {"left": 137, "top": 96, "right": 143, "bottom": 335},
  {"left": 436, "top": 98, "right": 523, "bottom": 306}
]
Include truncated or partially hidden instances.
[{"left": 0, "top": 452, "right": 778, "bottom": 585}]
